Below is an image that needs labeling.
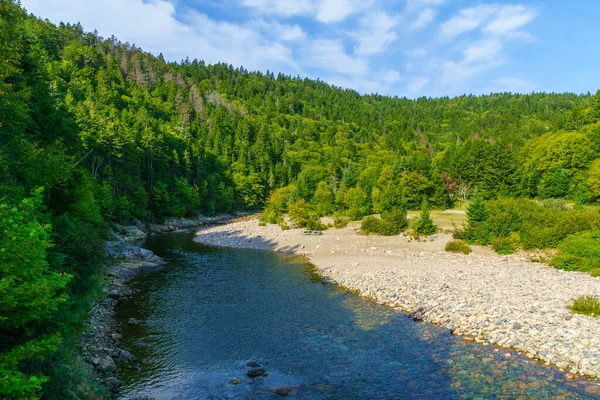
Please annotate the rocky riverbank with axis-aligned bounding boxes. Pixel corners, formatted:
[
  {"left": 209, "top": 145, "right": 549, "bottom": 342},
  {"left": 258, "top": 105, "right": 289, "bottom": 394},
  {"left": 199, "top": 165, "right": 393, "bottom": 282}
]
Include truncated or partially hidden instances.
[
  {"left": 195, "top": 218, "right": 600, "bottom": 388},
  {"left": 80, "top": 241, "right": 166, "bottom": 398},
  {"left": 80, "top": 214, "right": 242, "bottom": 398}
]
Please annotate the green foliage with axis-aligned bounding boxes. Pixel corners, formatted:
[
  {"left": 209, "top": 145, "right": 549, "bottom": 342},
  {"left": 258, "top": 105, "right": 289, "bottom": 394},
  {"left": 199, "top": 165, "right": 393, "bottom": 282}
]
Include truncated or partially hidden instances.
[
  {"left": 287, "top": 199, "right": 325, "bottom": 230},
  {"left": 312, "top": 181, "right": 333, "bottom": 216},
  {"left": 463, "top": 198, "right": 600, "bottom": 253},
  {"left": 360, "top": 212, "right": 406, "bottom": 236},
  {"left": 412, "top": 199, "right": 437, "bottom": 236},
  {"left": 539, "top": 168, "right": 570, "bottom": 198},
  {"left": 445, "top": 240, "right": 472, "bottom": 254},
  {"left": 567, "top": 295, "right": 600, "bottom": 317},
  {"left": 0, "top": 192, "right": 71, "bottom": 399},
  {"left": 551, "top": 230, "right": 600, "bottom": 272},
  {"left": 345, "top": 187, "right": 370, "bottom": 220},
  {"left": 333, "top": 216, "right": 350, "bottom": 229},
  {"left": 491, "top": 232, "right": 520, "bottom": 255},
  {"left": 260, "top": 185, "right": 295, "bottom": 224}
]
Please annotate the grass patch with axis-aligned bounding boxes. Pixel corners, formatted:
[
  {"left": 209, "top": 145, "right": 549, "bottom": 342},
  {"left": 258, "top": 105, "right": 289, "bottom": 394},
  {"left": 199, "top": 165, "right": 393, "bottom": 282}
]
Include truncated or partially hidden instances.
[
  {"left": 567, "top": 295, "right": 600, "bottom": 317},
  {"left": 445, "top": 240, "right": 472, "bottom": 254}
]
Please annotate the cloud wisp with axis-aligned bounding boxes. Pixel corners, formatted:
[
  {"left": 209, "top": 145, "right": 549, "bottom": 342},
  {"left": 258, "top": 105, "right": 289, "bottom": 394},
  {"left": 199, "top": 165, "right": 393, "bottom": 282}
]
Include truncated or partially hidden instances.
[{"left": 20, "top": 0, "right": 541, "bottom": 97}]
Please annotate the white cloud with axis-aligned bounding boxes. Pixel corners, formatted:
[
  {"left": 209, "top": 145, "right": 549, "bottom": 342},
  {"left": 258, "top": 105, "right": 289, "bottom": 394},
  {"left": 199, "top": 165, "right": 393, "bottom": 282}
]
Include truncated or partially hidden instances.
[
  {"left": 241, "top": 0, "right": 368, "bottom": 23},
  {"left": 463, "top": 39, "right": 502, "bottom": 63},
  {"left": 435, "top": 3, "right": 538, "bottom": 90},
  {"left": 484, "top": 5, "right": 538, "bottom": 36},
  {"left": 411, "top": 8, "right": 437, "bottom": 30},
  {"left": 307, "top": 39, "right": 368, "bottom": 75},
  {"left": 241, "top": 0, "right": 316, "bottom": 18},
  {"left": 254, "top": 20, "right": 307, "bottom": 41},
  {"left": 407, "top": 76, "right": 430, "bottom": 94},
  {"left": 439, "top": 4, "right": 497, "bottom": 38},
  {"left": 21, "top": 0, "right": 298, "bottom": 74},
  {"left": 406, "top": 48, "right": 427, "bottom": 57},
  {"left": 353, "top": 11, "right": 398, "bottom": 56}
]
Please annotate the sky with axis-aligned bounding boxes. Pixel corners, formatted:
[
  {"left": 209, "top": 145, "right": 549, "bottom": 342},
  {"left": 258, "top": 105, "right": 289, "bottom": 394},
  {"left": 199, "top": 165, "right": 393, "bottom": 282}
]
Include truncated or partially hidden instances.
[{"left": 19, "top": 0, "right": 600, "bottom": 98}]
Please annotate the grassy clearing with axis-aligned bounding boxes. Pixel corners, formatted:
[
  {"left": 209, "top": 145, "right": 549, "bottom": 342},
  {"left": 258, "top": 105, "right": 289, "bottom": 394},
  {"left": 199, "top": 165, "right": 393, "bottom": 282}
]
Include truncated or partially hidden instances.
[{"left": 408, "top": 209, "right": 467, "bottom": 231}]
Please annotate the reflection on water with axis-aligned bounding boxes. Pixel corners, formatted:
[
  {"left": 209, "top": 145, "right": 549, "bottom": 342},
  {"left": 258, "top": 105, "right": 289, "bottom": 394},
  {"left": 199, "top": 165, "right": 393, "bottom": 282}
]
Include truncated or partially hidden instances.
[{"left": 116, "top": 232, "right": 597, "bottom": 399}]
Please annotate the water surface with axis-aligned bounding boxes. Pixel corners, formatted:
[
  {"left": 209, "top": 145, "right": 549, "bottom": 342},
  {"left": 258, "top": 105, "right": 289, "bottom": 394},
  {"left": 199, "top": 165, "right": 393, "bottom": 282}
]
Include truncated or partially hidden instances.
[{"left": 116, "top": 232, "right": 597, "bottom": 399}]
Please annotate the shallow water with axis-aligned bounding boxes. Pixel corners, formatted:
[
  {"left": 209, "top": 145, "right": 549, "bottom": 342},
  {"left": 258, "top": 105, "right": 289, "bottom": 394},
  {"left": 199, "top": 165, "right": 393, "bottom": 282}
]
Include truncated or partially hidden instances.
[{"left": 116, "top": 232, "right": 597, "bottom": 399}]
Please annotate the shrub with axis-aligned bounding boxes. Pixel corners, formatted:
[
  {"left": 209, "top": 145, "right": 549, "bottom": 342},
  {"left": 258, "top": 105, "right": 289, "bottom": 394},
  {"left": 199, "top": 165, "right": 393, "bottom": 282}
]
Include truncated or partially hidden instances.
[
  {"left": 361, "top": 216, "right": 400, "bottom": 236},
  {"left": 412, "top": 200, "right": 437, "bottom": 236},
  {"left": 334, "top": 216, "right": 350, "bottom": 229},
  {"left": 567, "top": 295, "right": 600, "bottom": 317},
  {"left": 445, "top": 240, "right": 472, "bottom": 254},
  {"left": 381, "top": 208, "right": 409, "bottom": 231},
  {"left": 462, "top": 198, "right": 600, "bottom": 252},
  {"left": 551, "top": 230, "right": 600, "bottom": 271},
  {"left": 491, "top": 236, "right": 516, "bottom": 255},
  {"left": 288, "top": 199, "right": 326, "bottom": 230}
]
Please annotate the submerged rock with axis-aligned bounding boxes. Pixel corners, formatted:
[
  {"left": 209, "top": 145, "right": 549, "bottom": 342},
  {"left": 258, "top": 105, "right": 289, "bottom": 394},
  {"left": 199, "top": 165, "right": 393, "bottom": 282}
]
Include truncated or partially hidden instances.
[
  {"left": 229, "top": 378, "right": 242, "bottom": 385},
  {"left": 267, "top": 387, "right": 293, "bottom": 396},
  {"left": 246, "top": 368, "right": 266, "bottom": 378},
  {"left": 128, "top": 318, "right": 140, "bottom": 326}
]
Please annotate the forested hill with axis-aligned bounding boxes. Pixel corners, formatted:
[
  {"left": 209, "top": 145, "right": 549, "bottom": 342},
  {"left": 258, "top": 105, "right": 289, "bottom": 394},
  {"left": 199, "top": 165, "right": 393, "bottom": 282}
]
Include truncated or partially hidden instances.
[
  {"left": 1, "top": 1, "right": 600, "bottom": 397},
  {"left": 3, "top": 1, "right": 600, "bottom": 222}
]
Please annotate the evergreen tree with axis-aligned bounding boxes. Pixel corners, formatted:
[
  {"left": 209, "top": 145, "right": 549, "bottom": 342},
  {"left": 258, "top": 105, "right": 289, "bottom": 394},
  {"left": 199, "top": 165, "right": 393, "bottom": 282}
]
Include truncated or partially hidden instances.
[
  {"left": 467, "top": 191, "right": 488, "bottom": 225},
  {"left": 413, "top": 199, "right": 437, "bottom": 236}
]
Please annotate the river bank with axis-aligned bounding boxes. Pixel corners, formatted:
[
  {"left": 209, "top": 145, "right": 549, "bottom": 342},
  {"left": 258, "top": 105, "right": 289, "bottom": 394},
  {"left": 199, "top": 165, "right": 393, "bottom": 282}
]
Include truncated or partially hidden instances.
[
  {"left": 81, "top": 215, "right": 239, "bottom": 398},
  {"left": 194, "top": 218, "right": 600, "bottom": 387}
]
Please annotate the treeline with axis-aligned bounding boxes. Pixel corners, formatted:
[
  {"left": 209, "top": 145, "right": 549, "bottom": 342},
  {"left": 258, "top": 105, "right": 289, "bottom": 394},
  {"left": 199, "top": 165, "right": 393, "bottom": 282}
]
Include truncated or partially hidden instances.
[{"left": 1, "top": 0, "right": 600, "bottom": 397}]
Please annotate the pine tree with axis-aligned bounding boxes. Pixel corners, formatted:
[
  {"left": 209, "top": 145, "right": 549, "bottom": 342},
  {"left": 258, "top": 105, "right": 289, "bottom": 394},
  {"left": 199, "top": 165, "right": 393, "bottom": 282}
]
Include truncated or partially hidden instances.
[
  {"left": 413, "top": 198, "right": 437, "bottom": 236},
  {"left": 467, "top": 190, "right": 487, "bottom": 225}
]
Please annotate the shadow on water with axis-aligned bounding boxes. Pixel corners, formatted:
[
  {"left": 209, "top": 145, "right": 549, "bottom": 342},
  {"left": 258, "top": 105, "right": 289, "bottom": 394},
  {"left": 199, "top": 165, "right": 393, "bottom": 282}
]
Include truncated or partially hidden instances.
[{"left": 115, "top": 231, "right": 599, "bottom": 399}]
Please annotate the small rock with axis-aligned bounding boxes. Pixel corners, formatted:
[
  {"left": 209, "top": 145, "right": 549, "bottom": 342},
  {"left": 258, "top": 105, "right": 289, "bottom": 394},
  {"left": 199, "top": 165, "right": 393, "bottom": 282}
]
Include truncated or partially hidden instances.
[
  {"left": 463, "top": 335, "right": 476, "bottom": 342},
  {"left": 128, "top": 318, "right": 140, "bottom": 325},
  {"left": 412, "top": 312, "right": 423, "bottom": 321},
  {"left": 584, "top": 385, "right": 600, "bottom": 395},
  {"left": 229, "top": 378, "right": 242, "bottom": 385},
  {"left": 267, "top": 387, "right": 292, "bottom": 396},
  {"left": 246, "top": 368, "right": 266, "bottom": 378},
  {"left": 94, "top": 356, "right": 117, "bottom": 374},
  {"left": 565, "top": 373, "right": 578, "bottom": 381},
  {"left": 111, "top": 333, "right": 123, "bottom": 340},
  {"left": 105, "top": 377, "right": 122, "bottom": 390},
  {"left": 565, "top": 315, "right": 573, "bottom": 321},
  {"left": 118, "top": 349, "right": 136, "bottom": 362},
  {"left": 246, "top": 362, "right": 261, "bottom": 368},
  {"left": 512, "top": 322, "right": 522, "bottom": 330}
]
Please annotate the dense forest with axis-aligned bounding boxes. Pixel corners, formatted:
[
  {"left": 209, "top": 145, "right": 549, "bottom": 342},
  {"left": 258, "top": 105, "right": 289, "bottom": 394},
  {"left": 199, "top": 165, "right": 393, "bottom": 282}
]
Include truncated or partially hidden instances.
[{"left": 1, "top": 0, "right": 600, "bottom": 398}]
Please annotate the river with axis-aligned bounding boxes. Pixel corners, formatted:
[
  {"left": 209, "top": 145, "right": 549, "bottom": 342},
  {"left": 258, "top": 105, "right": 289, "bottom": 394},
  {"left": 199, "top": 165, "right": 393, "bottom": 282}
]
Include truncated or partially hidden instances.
[{"left": 116, "top": 232, "right": 596, "bottom": 399}]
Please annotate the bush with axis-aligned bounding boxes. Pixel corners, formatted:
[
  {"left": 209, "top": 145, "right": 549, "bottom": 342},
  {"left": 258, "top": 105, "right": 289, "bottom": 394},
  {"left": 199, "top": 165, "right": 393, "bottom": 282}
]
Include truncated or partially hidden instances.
[
  {"left": 567, "top": 295, "right": 600, "bottom": 317},
  {"left": 288, "top": 199, "right": 326, "bottom": 230},
  {"left": 462, "top": 198, "right": 600, "bottom": 252},
  {"left": 445, "top": 240, "right": 472, "bottom": 254},
  {"left": 551, "top": 230, "right": 600, "bottom": 271},
  {"left": 334, "top": 216, "right": 350, "bottom": 229},
  {"left": 361, "top": 216, "right": 400, "bottom": 236},
  {"left": 381, "top": 208, "right": 408, "bottom": 231},
  {"left": 491, "top": 236, "right": 517, "bottom": 255}
]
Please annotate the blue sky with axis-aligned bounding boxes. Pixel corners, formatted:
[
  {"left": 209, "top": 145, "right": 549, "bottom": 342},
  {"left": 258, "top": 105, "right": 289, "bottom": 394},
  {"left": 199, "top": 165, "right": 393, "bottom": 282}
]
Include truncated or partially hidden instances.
[{"left": 20, "top": 0, "right": 600, "bottom": 97}]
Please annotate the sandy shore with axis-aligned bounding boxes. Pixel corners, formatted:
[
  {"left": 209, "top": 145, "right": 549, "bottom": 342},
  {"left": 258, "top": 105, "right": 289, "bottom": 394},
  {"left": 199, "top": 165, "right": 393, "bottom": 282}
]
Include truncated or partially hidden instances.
[{"left": 195, "top": 218, "right": 600, "bottom": 381}]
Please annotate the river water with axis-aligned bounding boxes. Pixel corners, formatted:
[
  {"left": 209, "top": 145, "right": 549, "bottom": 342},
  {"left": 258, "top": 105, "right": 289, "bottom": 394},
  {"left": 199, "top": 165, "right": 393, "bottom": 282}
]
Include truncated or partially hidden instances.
[{"left": 116, "top": 232, "right": 597, "bottom": 399}]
